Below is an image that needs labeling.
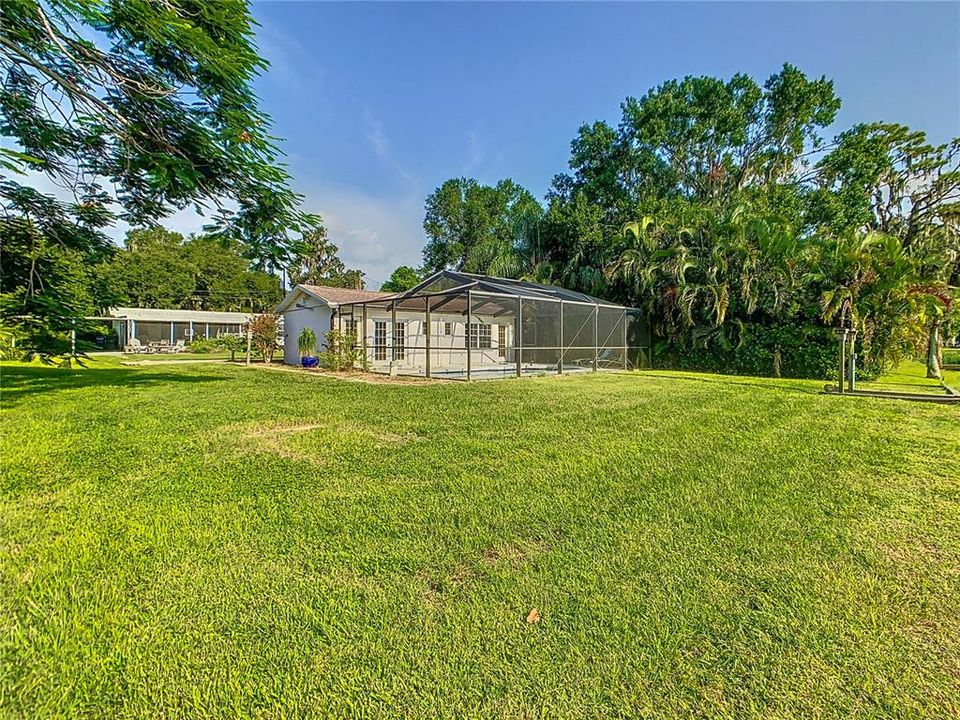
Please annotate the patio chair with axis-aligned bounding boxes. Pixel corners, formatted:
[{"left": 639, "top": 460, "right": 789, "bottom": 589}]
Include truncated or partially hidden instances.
[
  {"left": 124, "top": 337, "right": 143, "bottom": 354},
  {"left": 172, "top": 339, "right": 186, "bottom": 353}
]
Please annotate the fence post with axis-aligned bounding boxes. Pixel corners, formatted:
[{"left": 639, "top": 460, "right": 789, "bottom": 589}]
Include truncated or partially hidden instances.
[
  {"left": 466, "top": 290, "right": 472, "bottom": 381},
  {"left": 593, "top": 305, "right": 599, "bottom": 372},
  {"left": 515, "top": 295, "right": 522, "bottom": 378},
  {"left": 558, "top": 300, "right": 564, "bottom": 375},
  {"left": 834, "top": 327, "right": 848, "bottom": 393},
  {"left": 425, "top": 296, "right": 431, "bottom": 379},
  {"left": 847, "top": 329, "right": 858, "bottom": 393}
]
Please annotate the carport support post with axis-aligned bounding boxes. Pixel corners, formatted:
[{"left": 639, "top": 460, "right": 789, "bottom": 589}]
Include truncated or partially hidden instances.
[
  {"left": 515, "top": 295, "right": 522, "bottom": 378},
  {"left": 424, "top": 297, "right": 431, "bottom": 378}
]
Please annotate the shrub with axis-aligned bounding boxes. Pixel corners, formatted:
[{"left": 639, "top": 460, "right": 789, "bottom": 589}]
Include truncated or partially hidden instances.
[
  {"left": 319, "top": 329, "right": 366, "bottom": 371},
  {"left": 655, "top": 321, "right": 842, "bottom": 380},
  {"left": 216, "top": 334, "right": 246, "bottom": 362},
  {"left": 188, "top": 337, "right": 219, "bottom": 354},
  {"left": 298, "top": 327, "right": 318, "bottom": 357},
  {"left": 248, "top": 314, "right": 280, "bottom": 363}
]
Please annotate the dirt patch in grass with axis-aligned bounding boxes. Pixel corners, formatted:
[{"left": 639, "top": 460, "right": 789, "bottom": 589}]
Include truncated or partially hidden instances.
[
  {"left": 246, "top": 363, "right": 450, "bottom": 385},
  {"left": 228, "top": 419, "right": 415, "bottom": 459},
  {"left": 481, "top": 539, "right": 548, "bottom": 567}
]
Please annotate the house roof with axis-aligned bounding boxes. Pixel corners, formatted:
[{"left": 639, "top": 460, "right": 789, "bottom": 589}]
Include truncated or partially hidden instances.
[
  {"left": 300, "top": 285, "right": 395, "bottom": 304},
  {"left": 335, "top": 271, "right": 628, "bottom": 309},
  {"left": 106, "top": 307, "right": 253, "bottom": 323},
  {"left": 275, "top": 284, "right": 395, "bottom": 313}
]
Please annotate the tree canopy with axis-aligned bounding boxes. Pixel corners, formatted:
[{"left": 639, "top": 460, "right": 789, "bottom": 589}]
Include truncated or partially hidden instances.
[
  {"left": 1, "top": 0, "right": 319, "bottom": 359},
  {"left": 421, "top": 65, "right": 958, "bottom": 378},
  {"left": 287, "top": 228, "right": 365, "bottom": 289},
  {"left": 422, "top": 178, "right": 544, "bottom": 275},
  {"left": 380, "top": 266, "right": 421, "bottom": 292},
  {"left": 97, "top": 227, "right": 282, "bottom": 312}
]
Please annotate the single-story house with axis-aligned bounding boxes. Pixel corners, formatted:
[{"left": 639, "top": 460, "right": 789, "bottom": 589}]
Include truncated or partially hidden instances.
[
  {"left": 275, "top": 272, "right": 650, "bottom": 379},
  {"left": 105, "top": 306, "right": 254, "bottom": 347},
  {"left": 273, "top": 285, "right": 396, "bottom": 366}
]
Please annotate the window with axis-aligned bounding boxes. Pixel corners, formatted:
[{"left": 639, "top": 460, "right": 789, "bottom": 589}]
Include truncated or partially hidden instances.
[
  {"left": 444, "top": 322, "right": 452, "bottom": 336},
  {"left": 469, "top": 322, "right": 491, "bottom": 349},
  {"left": 394, "top": 321, "right": 406, "bottom": 360},
  {"left": 498, "top": 324, "right": 507, "bottom": 358},
  {"left": 344, "top": 318, "right": 357, "bottom": 338},
  {"left": 373, "top": 321, "right": 387, "bottom": 361}
]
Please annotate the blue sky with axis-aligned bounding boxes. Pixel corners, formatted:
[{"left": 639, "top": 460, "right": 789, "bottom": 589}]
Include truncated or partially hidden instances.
[{"left": 83, "top": 2, "right": 960, "bottom": 285}]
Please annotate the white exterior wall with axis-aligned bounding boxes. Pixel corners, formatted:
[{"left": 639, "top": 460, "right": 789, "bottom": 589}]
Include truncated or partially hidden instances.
[
  {"left": 281, "top": 294, "right": 333, "bottom": 365},
  {"left": 350, "top": 309, "right": 515, "bottom": 371}
]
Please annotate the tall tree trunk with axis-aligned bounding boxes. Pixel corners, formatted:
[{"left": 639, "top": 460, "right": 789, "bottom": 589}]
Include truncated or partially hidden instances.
[{"left": 926, "top": 318, "right": 941, "bottom": 379}]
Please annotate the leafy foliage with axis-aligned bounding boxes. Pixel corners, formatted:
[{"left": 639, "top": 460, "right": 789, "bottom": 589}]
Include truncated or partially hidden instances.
[
  {"left": 248, "top": 313, "right": 279, "bottom": 363},
  {"left": 97, "top": 227, "right": 283, "bottom": 312},
  {"left": 186, "top": 337, "right": 220, "bottom": 354},
  {"left": 1, "top": 0, "right": 319, "bottom": 359},
  {"left": 380, "top": 265, "right": 421, "bottom": 292},
  {"left": 287, "top": 228, "right": 365, "bottom": 289},
  {"left": 422, "top": 178, "right": 544, "bottom": 275},
  {"left": 216, "top": 333, "right": 246, "bottom": 362},
  {"left": 297, "top": 327, "right": 317, "bottom": 357},
  {"left": 319, "top": 328, "right": 365, "bottom": 371}
]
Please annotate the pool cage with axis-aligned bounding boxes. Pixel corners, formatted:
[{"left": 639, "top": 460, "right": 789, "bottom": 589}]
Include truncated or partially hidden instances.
[{"left": 335, "top": 271, "right": 650, "bottom": 380}]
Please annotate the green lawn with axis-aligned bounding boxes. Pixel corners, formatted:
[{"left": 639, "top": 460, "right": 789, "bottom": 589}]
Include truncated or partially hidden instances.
[{"left": 2, "top": 360, "right": 958, "bottom": 718}]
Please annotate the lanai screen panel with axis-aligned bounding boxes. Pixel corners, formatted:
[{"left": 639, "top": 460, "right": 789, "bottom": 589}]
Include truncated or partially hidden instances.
[
  {"left": 520, "top": 297, "right": 561, "bottom": 372},
  {"left": 626, "top": 309, "right": 650, "bottom": 369},
  {"left": 561, "top": 301, "right": 597, "bottom": 370},
  {"left": 333, "top": 272, "right": 650, "bottom": 379},
  {"left": 597, "top": 306, "right": 627, "bottom": 370},
  {"left": 468, "top": 292, "right": 518, "bottom": 378}
]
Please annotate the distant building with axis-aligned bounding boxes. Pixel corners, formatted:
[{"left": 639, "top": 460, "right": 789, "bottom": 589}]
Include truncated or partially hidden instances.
[{"left": 105, "top": 307, "right": 253, "bottom": 347}]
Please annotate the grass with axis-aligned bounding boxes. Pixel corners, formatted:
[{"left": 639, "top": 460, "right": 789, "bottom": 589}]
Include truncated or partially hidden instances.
[
  {"left": 858, "top": 359, "right": 959, "bottom": 395},
  {"left": 2, "top": 359, "right": 958, "bottom": 718},
  {"left": 92, "top": 350, "right": 237, "bottom": 362}
]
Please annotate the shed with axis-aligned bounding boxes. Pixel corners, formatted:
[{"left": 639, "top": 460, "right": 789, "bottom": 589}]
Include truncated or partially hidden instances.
[{"left": 274, "top": 284, "right": 395, "bottom": 366}]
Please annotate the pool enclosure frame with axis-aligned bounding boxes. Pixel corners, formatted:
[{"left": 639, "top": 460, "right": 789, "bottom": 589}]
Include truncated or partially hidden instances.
[{"left": 335, "top": 271, "right": 650, "bottom": 380}]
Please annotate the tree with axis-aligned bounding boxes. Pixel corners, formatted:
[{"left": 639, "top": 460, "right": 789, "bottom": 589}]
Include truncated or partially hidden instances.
[
  {"left": 96, "top": 227, "right": 284, "bottom": 312},
  {"left": 544, "top": 65, "right": 840, "bottom": 296},
  {"left": 422, "top": 177, "right": 543, "bottom": 274},
  {"left": 217, "top": 333, "right": 245, "bottom": 362},
  {"left": 810, "top": 125, "right": 960, "bottom": 376},
  {"left": 380, "top": 266, "right": 421, "bottom": 292},
  {"left": 248, "top": 313, "right": 280, "bottom": 363},
  {"left": 287, "top": 228, "right": 365, "bottom": 289},
  {"left": 99, "top": 228, "right": 195, "bottom": 309},
  {"left": 1, "top": 0, "right": 319, "bottom": 360}
]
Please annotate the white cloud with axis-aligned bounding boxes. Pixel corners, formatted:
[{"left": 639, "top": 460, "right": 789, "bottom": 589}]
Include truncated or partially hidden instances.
[
  {"left": 362, "top": 109, "right": 420, "bottom": 191},
  {"left": 464, "top": 129, "right": 485, "bottom": 174},
  {"left": 308, "top": 185, "right": 426, "bottom": 287}
]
